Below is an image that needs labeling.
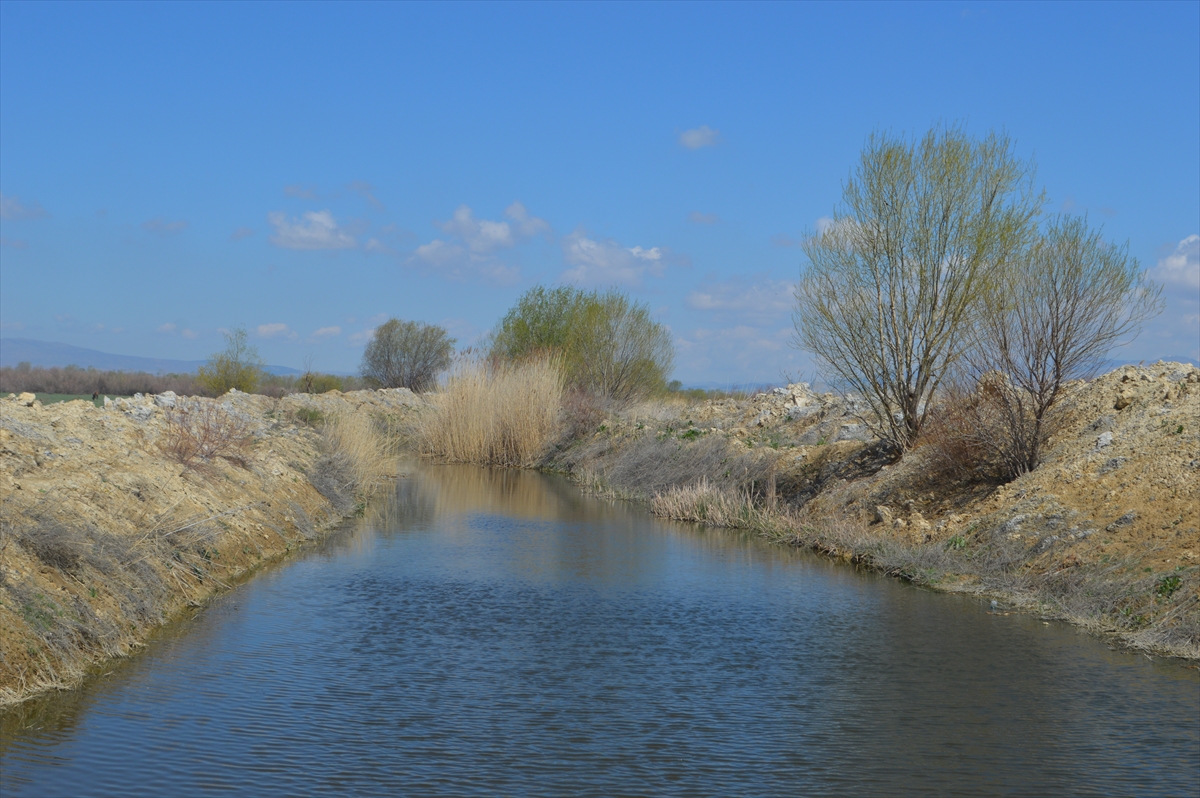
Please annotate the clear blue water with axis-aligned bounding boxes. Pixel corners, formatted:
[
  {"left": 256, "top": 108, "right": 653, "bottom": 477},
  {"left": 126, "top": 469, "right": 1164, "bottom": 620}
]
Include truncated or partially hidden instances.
[{"left": 3, "top": 465, "right": 1198, "bottom": 796}]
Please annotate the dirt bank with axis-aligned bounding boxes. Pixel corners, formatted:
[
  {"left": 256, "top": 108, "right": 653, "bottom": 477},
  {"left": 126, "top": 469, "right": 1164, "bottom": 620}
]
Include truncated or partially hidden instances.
[
  {"left": 0, "top": 388, "right": 422, "bottom": 705},
  {"left": 548, "top": 362, "right": 1200, "bottom": 658}
]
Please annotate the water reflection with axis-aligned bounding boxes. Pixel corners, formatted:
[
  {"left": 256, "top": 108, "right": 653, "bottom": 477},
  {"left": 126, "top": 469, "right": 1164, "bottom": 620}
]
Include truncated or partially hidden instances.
[{"left": 2, "top": 465, "right": 1197, "bottom": 797}]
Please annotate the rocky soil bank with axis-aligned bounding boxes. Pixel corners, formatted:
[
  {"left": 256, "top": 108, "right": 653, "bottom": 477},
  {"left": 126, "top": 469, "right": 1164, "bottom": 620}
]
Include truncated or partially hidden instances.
[
  {"left": 0, "top": 388, "right": 422, "bottom": 705},
  {"left": 551, "top": 362, "right": 1200, "bottom": 658}
]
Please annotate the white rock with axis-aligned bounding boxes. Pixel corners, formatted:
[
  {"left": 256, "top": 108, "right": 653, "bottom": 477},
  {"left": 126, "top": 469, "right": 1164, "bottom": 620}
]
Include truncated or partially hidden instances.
[
  {"left": 154, "top": 391, "right": 178, "bottom": 408},
  {"left": 1096, "top": 431, "right": 1114, "bottom": 449}
]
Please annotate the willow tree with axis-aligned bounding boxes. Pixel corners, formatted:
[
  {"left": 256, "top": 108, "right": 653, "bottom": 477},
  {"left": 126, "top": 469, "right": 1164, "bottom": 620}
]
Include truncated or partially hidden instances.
[
  {"left": 490, "top": 285, "right": 674, "bottom": 402},
  {"left": 793, "top": 126, "right": 1042, "bottom": 450},
  {"left": 361, "top": 319, "right": 455, "bottom": 392},
  {"left": 967, "top": 215, "right": 1162, "bottom": 476},
  {"left": 197, "top": 326, "right": 266, "bottom": 395}
]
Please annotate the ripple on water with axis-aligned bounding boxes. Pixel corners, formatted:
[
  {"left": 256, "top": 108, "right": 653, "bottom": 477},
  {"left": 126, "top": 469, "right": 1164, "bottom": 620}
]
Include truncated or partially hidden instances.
[{"left": 2, "top": 466, "right": 1198, "bottom": 797}]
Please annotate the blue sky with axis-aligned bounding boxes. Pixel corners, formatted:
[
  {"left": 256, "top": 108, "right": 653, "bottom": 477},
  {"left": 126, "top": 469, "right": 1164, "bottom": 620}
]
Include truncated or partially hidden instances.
[{"left": 1, "top": 1, "right": 1197, "bottom": 383}]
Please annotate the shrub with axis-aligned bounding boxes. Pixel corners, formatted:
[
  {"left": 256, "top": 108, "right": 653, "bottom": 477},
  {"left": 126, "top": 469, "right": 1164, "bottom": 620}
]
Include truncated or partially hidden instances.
[
  {"left": 160, "top": 400, "right": 254, "bottom": 467},
  {"left": 417, "top": 355, "right": 563, "bottom": 467},
  {"left": 197, "top": 327, "right": 265, "bottom": 395},
  {"left": 490, "top": 285, "right": 674, "bottom": 403},
  {"left": 361, "top": 319, "right": 455, "bottom": 392},
  {"left": 918, "top": 378, "right": 1016, "bottom": 483},
  {"left": 303, "top": 373, "right": 344, "bottom": 393}
]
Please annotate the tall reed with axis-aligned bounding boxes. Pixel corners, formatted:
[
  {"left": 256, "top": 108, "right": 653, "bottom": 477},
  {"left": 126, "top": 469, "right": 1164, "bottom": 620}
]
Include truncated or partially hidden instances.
[
  {"left": 417, "top": 356, "right": 563, "bottom": 466},
  {"left": 322, "top": 411, "right": 400, "bottom": 493}
]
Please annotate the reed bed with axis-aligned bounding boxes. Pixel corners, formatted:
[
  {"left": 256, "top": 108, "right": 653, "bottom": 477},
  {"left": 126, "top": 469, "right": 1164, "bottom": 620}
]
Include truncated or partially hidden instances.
[
  {"left": 321, "top": 411, "right": 401, "bottom": 491},
  {"left": 417, "top": 357, "right": 563, "bottom": 467}
]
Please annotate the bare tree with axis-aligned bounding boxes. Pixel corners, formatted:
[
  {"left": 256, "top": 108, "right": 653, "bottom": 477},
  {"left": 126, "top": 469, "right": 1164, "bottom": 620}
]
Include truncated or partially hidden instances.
[
  {"left": 361, "top": 319, "right": 455, "bottom": 391},
  {"left": 793, "top": 126, "right": 1042, "bottom": 451},
  {"left": 966, "top": 214, "right": 1163, "bottom": 476}
]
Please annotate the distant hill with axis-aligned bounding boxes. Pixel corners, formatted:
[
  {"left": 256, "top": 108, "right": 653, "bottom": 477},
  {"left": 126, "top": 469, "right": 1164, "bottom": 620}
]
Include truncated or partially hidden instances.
[{"left": 0, "top": 338, "right": 301, "bottom": 376}]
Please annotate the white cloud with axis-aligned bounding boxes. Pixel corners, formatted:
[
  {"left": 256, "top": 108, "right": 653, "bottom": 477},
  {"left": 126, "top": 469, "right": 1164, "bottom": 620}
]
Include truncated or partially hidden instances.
[
  {"left": 680, "top": 125, "right": 719, "bottom": 150},
  {"left": 348, "top": 180, "right": 384, "bottom": 211},
  {"left": 230, "top": 226, "right": 255, "bottom": 241},
  {"left": 505, "top": 201, "right": 550, "bottom": 237},
  {"left": 257, "top": 322, "right": 296, "bottom": 339},
  {"left": 312, "top": 326, "right": 342, "bottom": 338},
  {"left": 410, "top": 202, "right": 547, "bottom": 283},
  {"left": 687, "top": 276, "right": 795, "bottom": 317},
  {"left": 364, "top": 238, "right": 398, "bottom": 256},
  {"left": 0, "top": 193, "right": 48, "bottom": 220},
  {"left": 438, "top": 205, "right": 516, "bottom": 253},
  {"left": 142, "top": 217, "right": 189, "bottom": 236},
  {"left": 268, "top": 210, "right": 357, "bottom": 250},
  {"left": 413, "top": 239, "right": 465, "bottom": 267},
  {"left": 348, "top": 327, "right": 377, "bottom": 344},
  {"left": 284, "top": 184, "right": 318, "bottom": 200},
  {"left": 560, "top": 229, "right": 668, "bottom": 286},
  {"left": 1152, "top": 234, "right": 1199, "bottom": 289},
  {"left": 688, "top": 211, "right": 719, "bottom": 225},
  {"left": 157, "top": 323, "right": 177, "bottom": 333},
  {"left": 181, "top": 329, "right": 198, "bottom": 340}
]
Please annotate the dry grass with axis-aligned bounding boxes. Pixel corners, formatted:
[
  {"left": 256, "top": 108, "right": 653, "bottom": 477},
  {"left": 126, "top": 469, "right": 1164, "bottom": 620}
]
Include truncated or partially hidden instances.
[
  {"left": 308, "top": 411, "right": 401, "bottom": 513},
  {"left": 417, "top": 356, "right": 564, "bottom": 467},
  {"left": 322, "top": 411, "right": 400, "bottom": 491},
  {"left": 651, "top": 479, "right": 778, "bottom": 530}
]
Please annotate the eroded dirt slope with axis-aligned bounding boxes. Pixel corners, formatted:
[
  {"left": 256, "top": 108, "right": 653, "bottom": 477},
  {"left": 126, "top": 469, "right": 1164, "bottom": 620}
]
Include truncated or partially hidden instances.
[{"left": 0, "top": 388, "right": 420, "bottom": 704}]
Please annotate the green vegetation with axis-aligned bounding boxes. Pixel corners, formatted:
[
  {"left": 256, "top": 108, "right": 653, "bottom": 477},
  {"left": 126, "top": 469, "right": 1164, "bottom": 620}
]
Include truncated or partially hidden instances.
[
  {"left": 360, "top": 318, "right": 455, "bottom": 392},
  {"left": 197, "top": 326, "right": 266, "bottom": 395},
  {"left": 491, "top": 285, "right": 674, "bottom": 403},
  {"left": 794, "top": 125, "right": 1041, "bottom": 451},
  {"left": 794, "top": 124, "right": 1161, "bottom": 475}
]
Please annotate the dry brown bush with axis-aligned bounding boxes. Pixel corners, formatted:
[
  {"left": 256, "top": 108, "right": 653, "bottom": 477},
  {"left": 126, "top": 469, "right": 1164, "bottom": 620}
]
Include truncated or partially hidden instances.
[
  {"left": 160, "top": 400, "right": 254, "bottom": 467},
  {"left": 560, "top": 388, "right": 607, "bottom": 440},
  {"left": 918, "top": 378, "right": 1023, "bottom": 483},
  {"left": 417, "top": 355, "right": 563, "bottom": 467}
]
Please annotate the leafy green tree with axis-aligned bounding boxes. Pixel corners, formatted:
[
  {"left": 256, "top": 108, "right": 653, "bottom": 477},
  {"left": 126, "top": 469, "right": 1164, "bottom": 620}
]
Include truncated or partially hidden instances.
[
  {"left": 793, "top": 125, "right": 1042, "bottom": 450},
  {"left": 489, "top": 286, "right": 586, "bottom": 362},
  {"left": 361, "top": 318, "right": 455, "bottom": 391},
  {"left": 490, "top": 285, "right": 674, "bottom": 402},
  {"left": 197, "top": 326, "right": 266, "bottom": 395}
]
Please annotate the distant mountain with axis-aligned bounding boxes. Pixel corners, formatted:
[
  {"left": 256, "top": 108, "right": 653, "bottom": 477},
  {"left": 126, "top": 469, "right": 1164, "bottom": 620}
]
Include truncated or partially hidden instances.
[{"left": 0, "top": 338, "right": 301, "bottom": 376}]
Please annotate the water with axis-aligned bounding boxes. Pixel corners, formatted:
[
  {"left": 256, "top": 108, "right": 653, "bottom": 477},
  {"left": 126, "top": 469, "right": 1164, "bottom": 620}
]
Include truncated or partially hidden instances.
[{"left": 3, "top": 465, "right": 1198, "bottom": 796}]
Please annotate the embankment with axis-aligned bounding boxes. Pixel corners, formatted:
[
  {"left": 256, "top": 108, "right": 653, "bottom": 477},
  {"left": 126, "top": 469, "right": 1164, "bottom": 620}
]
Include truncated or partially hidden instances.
[
  {"left": 544, "top": 362, "right": 1200, "bottom": 659},
  {"left": 0, "top": 387, "right": 421, "bottom": 706}
]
